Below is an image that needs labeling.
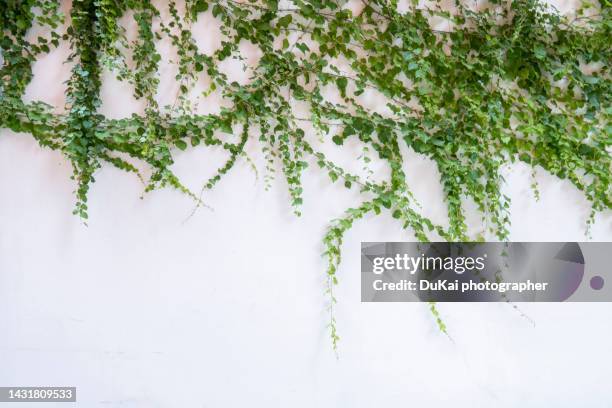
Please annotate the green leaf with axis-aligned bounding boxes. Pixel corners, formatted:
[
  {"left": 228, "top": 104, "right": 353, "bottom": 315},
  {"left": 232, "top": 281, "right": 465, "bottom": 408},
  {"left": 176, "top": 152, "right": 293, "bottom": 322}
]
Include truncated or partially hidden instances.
[
  {"left": 277, "top": 14, "right": 292, "bottom": 28},
  {"left": 336, "top": 77, "right": 348, "bottom": 97},
  {"left": 194, "top": 0, "right": 208, "bottom": 13}
]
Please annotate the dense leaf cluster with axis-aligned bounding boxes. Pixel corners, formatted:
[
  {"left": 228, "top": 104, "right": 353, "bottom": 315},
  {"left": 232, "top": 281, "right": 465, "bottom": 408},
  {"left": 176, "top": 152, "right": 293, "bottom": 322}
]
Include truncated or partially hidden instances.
[{"left": 1, "top": 0, "right": 610, "bottom": 349}]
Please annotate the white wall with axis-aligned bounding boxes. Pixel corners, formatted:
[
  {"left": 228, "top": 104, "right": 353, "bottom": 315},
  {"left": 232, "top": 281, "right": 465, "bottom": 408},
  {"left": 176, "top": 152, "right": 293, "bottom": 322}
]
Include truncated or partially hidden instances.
[{"left": 1, "top": 1, "right": 611, "bottom": 407}]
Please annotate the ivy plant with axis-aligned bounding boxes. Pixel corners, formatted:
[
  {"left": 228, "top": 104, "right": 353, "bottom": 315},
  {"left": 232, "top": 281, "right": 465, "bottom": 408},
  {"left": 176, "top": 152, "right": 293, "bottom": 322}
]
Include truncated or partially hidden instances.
[{"left": 1, "top": 0, "right": 610, "bottom": 351}]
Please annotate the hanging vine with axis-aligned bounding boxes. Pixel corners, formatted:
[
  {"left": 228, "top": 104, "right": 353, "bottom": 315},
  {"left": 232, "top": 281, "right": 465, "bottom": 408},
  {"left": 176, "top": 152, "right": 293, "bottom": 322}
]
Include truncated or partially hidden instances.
[{"left": 1, "top": 0, "right": 610, "bottom": 350}]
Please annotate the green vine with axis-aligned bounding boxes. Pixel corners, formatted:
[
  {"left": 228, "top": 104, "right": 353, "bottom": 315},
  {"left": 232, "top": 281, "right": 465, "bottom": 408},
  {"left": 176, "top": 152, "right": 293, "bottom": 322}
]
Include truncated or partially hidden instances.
[{"left": 1, "top": 0, "right": 610, "bottom": 350}]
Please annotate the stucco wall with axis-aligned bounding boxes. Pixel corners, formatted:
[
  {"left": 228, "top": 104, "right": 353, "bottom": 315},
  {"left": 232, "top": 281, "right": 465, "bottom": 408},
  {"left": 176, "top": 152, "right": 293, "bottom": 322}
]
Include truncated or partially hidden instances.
[{"left": 1, "top": 0, "right": 611, "bottom": 406}]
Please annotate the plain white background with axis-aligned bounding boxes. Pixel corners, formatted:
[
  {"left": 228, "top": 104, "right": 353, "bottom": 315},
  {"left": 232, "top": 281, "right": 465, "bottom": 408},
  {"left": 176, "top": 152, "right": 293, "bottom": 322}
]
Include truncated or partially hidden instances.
[{"left": 1, "top": 0, "right": 611, "bottom": 406}]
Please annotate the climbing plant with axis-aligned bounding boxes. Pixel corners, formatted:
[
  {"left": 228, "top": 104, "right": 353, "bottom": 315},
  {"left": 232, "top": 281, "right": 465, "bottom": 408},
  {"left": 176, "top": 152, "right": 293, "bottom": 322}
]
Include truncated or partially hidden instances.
[{"left": 1, "top": 0, "right": 610, "bottom": 350}]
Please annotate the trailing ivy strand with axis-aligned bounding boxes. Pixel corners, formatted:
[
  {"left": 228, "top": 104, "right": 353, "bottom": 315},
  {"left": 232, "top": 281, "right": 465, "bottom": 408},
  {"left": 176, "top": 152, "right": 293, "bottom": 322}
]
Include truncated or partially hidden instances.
[{"left": 1, "top": 0, "right": 610, "bottom": 350}]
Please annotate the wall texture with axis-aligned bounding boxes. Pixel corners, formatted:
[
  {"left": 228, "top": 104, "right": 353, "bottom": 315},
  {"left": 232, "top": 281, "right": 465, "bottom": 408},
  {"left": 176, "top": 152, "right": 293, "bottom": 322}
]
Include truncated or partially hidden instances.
[{"left": 0, "top": 0, "right": 611, "bottom": 406}]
